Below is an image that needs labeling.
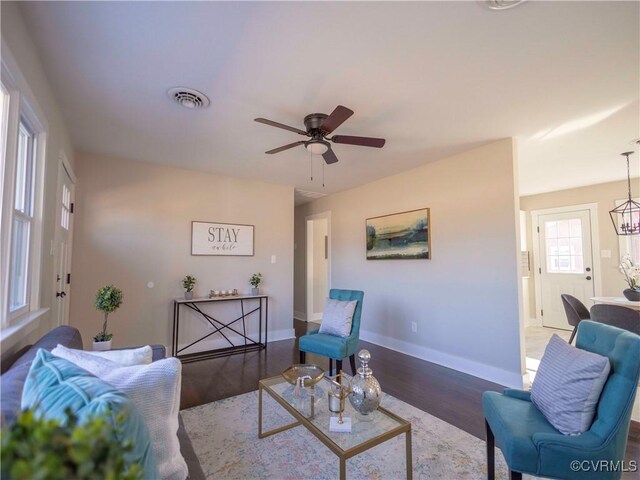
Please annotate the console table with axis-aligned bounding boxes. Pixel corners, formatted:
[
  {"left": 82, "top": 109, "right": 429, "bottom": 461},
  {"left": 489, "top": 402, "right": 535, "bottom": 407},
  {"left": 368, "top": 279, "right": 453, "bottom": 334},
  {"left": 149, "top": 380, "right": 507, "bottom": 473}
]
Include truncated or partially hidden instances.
[{"left": 172, "top": 295, "right": 268, "bottom": 362}]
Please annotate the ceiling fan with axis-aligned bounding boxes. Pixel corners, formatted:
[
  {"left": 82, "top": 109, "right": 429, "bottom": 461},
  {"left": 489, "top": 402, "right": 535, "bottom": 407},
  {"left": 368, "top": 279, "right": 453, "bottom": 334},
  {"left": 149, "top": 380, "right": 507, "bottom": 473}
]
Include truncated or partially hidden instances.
[{"left": 254, "top": 105, "right": 385, "bottom": 164}]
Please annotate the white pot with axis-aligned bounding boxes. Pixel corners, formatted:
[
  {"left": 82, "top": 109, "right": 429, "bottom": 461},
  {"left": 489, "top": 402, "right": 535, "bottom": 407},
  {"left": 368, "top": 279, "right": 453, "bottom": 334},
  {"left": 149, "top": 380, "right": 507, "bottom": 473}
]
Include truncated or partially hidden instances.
[
  {"left": 251, "top": 287, "right": 260, "bottom": 296},
  {"left": 92, "top": 340, "right": 112, "bottom": 351}
]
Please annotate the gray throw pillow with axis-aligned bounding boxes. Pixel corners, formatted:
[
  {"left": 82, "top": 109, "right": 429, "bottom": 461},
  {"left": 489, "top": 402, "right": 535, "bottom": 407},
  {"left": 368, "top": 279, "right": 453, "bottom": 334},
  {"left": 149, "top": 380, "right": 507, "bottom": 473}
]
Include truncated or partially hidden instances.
[
  {"left": 531, "top": 334, "right": 610, "bottom": 435},
  {"left": 318, "top": 299, "right": 357, "bottom": 338}
]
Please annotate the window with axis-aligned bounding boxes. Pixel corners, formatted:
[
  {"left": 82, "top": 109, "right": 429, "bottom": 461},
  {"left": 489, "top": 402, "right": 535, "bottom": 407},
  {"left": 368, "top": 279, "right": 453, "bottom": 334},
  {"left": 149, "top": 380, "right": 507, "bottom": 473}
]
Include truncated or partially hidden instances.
[
  {"left": 544, "top": 218, "right": 584, "bottom": 274},
  {"left": 61, "top": 183, "right": 71, "bottom": 230},
  {"left": 0, "top": 72, "right": 46, "bottom": 328},
  {"left": 617, "top": 197, "right": 640, "bottom": 264},
  {"left": 9, "top": 119, "right": 36, "bottom": 315}
]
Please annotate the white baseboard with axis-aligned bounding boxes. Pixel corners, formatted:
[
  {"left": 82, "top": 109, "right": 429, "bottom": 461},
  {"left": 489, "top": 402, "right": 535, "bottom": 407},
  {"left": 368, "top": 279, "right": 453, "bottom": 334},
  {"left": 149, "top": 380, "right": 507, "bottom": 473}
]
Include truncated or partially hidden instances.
[
  {"left": 294, "top": 310, "right": 306, "bottom": 321},
  {"left": 177, "top": 327, "right": 295, "bottom": 355},
  {"left": 359, "top": 329, "right": 523, "bottom": 388}
]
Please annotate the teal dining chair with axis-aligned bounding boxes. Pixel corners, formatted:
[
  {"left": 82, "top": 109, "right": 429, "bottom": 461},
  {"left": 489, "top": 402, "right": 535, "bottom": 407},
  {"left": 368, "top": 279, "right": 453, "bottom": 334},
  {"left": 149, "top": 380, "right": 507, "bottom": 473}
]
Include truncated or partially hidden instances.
[
  {"left": 299, "top": 289, "right": 364, "bottom": 376},
  {"left": 483, "top": 320, "right": 640, "bottom": 480}
]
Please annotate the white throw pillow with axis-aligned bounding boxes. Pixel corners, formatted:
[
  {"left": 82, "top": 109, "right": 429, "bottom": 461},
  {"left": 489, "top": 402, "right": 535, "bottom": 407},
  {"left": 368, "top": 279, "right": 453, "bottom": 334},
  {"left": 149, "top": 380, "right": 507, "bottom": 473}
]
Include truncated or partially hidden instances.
[
  {"left": 318, "top": 298, "right": 358, "bottom": 338},
  {"left": 52, "top": 344, "right": 153, "bottom": 366},
  {"left": 51, "top": 346, "right": 188, "bottom": 480}
]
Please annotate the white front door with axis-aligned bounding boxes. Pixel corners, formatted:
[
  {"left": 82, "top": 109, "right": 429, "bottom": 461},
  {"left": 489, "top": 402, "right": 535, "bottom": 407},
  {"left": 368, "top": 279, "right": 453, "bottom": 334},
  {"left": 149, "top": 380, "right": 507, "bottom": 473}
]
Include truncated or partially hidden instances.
[
  {"left": 53, "top": 158, "right": 75, "bottom": 326},
  {"left": 537, "top": 209, "right": 594, "bottom": 330}
]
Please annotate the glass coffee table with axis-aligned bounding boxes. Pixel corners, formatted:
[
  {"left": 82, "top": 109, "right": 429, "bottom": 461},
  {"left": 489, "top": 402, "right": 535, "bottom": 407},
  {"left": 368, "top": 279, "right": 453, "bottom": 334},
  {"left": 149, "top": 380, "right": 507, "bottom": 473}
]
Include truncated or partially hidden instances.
[{"left": 258, "top": 374, "right": 412, "bottom": 480}]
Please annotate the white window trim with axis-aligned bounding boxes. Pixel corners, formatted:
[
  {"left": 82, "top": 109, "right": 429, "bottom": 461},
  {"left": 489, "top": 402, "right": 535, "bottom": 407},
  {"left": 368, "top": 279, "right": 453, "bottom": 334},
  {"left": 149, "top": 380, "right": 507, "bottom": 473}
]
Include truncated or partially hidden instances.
[{"left": 1, "top": 39, "right": 48, "bottom": 330}]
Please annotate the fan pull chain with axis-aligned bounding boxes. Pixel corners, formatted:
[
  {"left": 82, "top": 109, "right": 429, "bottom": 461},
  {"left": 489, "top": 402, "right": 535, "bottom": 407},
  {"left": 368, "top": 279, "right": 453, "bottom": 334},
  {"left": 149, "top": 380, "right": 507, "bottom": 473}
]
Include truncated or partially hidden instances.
[
  {"left": 310, "top": 151, "right": 313, "bottom": 181},
  {"left": 322, "top": 160, "right": 325, "bottom": 188}
]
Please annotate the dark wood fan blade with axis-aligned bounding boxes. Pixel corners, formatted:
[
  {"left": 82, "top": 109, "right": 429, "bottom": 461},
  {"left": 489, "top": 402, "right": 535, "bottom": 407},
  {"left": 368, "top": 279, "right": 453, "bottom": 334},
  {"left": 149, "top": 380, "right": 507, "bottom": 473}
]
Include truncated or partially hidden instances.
[
  {"left": 255, "top": 118, "right": 307, "bottom": 136},
  {"left": 265, "top": 141, "right": 305, "bottom": 154},
  {"left": 322, "top": 148, "right": 339, "bottom": 164},
  {"left": 331, "top": 135, "right": 386, "bottom": 148},
  {"left": 319, "top": 105, "right": 354, "bottom": 134}
]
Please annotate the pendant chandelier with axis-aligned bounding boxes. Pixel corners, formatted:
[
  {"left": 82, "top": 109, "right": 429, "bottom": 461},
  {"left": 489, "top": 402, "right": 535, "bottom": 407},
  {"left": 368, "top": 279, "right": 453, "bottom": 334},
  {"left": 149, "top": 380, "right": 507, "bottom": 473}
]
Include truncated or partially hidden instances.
[{"left": 609, "top": 150, "right": 640, "bottom": 236}]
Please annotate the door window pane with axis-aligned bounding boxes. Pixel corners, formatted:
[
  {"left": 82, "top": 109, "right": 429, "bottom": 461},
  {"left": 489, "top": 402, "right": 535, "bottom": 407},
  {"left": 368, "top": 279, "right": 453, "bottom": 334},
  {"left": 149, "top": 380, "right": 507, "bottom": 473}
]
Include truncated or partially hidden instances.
[{"left": 545, "top": 218, "right": 584, "bottom": 274}]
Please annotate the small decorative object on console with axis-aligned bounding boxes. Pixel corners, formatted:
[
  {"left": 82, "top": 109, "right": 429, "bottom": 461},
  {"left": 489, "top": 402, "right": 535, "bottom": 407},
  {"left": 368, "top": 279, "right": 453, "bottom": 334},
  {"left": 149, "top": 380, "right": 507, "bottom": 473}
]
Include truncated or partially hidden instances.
[
  {"left": 250, "top": 273, "right": 262, "bottom": 295},
  {"left": 181, "top": 275, "right": 196, "bottom": 300},
  {"left": 349, "top": 349, "right": 382, "bottom": 418}
]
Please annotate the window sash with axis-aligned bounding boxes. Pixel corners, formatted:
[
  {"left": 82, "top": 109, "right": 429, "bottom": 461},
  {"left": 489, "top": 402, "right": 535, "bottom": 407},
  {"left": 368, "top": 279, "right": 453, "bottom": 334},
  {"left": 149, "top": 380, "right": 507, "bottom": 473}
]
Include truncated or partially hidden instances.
[{"left": 8, "top": 212, "right": 31, "bottom": 317}]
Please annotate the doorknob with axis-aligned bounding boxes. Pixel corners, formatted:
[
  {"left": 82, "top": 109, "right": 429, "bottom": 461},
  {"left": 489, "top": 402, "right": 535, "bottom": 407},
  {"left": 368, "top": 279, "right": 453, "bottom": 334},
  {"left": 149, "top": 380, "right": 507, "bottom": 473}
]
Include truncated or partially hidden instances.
[
  {"left": 56, "top": 291, "right": 66, "bottom": 298},
  {"left": 586, "top": 276, "right": 592, "bottom": 281},
  {"left": 586, "top": 267, "right": 591, "bottom": 272}
]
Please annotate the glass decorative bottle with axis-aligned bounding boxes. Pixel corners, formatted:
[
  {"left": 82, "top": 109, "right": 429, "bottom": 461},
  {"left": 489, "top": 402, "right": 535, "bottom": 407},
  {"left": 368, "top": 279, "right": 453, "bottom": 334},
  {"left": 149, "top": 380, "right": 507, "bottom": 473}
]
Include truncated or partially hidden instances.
[{"left": 348, "top": 349, "right": 381, "bottom": 417}]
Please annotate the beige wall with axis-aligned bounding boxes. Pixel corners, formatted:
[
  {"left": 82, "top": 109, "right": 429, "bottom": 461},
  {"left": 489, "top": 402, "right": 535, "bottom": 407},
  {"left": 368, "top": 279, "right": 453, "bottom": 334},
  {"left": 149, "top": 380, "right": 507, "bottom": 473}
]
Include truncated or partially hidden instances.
[
  {"left": 295, "top": 139, "right": 524, "bottom": 387},
  {"left": 1, "top": 3, "right": 76, "bottom": 360},
  {"left": 520, "top": 178, "right": 640, "bottom": 319},
  {"left": 70, "top": 152, "right": 294, "bottom": 350}
]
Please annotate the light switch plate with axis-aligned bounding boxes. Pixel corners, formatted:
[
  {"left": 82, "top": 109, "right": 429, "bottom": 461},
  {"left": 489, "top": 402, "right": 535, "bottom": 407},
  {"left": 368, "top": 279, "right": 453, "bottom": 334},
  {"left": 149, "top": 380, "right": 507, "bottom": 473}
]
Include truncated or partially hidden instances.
[{"left": 271, "top": 255, "right": 276, "bottom": 264}]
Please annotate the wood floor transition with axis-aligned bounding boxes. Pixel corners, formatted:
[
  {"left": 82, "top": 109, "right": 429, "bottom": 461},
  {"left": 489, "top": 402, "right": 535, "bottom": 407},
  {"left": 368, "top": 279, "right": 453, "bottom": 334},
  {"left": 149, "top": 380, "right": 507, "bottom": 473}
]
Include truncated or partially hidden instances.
[{"left": 180, "top": 319, "right": 639, "bottom": 469}]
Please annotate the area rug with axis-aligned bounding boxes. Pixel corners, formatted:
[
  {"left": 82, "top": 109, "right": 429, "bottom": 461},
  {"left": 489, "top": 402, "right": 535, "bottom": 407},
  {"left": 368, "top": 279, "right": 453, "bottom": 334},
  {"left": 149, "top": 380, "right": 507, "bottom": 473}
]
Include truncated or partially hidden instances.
[{"left": 181, "top": 388, "right": 537, "bottom": 480}]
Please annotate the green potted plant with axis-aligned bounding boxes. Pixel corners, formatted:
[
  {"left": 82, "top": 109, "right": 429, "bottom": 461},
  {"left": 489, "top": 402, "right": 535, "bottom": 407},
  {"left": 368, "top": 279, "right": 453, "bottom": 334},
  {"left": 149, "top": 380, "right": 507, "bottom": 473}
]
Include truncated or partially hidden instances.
[
  {"left": 182, "top": 275, "right": 196, "bottom": 300},
  {"left": 93, "top": 285, "right": 123, "bottom": 351},
  {"left": 1, "top": 408, "right": 143, "bottom": 479},
  {"left": 249, "top": 273, "right": 262, "bottom": 295}
]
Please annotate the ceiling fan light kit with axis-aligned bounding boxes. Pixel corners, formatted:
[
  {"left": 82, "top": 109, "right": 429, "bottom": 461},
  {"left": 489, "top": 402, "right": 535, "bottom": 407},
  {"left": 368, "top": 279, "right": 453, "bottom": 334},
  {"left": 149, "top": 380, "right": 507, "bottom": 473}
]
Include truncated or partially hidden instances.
[{"left": 305, "top": 139, "right": 329, "bottom": 155}]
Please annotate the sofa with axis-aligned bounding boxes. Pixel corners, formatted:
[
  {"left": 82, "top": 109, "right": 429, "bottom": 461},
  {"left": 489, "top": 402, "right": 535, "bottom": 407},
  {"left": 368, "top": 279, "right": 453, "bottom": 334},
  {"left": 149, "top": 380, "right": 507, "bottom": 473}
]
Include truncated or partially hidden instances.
[{"left": 0, "top": 325, "right": 205, "bottom": 480}]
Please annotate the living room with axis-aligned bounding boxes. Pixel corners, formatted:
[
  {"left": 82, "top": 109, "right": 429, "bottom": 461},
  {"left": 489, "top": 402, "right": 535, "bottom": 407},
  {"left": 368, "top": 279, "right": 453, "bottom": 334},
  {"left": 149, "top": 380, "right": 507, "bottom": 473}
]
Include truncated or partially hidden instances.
[{"left": 1, "top": 1, "right": 639, "bottom": 479}]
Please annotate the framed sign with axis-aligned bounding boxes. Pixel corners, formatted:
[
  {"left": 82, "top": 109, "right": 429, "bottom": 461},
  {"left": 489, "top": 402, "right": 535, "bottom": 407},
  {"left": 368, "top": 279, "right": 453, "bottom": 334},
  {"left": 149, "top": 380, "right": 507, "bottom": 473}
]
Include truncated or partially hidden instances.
[
  {"left": 366, "top": 208, "right": 430, "bottom": 260},
  {"left": 191, "top": 221, "right": 254, "bottom": 256}
]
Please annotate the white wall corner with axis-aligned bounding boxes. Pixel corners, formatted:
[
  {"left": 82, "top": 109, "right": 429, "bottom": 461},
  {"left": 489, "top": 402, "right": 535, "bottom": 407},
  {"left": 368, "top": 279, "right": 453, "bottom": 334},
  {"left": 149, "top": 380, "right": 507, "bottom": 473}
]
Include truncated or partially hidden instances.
[{"left": 294, "top": 310, "right": 307, "bottom": 321}]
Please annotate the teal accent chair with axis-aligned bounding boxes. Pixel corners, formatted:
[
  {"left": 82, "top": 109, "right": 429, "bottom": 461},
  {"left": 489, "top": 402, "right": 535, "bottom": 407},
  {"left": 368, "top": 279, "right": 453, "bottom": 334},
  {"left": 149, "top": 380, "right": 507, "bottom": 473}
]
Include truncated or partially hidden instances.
[
  {"left": 299, "top": 289, "right": 364, "bottom": 376},
  {"left": 483, "top": 321, "right": 640, "bottom": 480}
]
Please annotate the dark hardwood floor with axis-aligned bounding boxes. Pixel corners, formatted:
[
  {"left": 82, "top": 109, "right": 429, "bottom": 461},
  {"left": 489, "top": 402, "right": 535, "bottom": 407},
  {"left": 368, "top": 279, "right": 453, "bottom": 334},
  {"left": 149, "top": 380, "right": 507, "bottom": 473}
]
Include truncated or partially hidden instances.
[{"left": 181, "top": 319, "right": 639, "bottom": 464}]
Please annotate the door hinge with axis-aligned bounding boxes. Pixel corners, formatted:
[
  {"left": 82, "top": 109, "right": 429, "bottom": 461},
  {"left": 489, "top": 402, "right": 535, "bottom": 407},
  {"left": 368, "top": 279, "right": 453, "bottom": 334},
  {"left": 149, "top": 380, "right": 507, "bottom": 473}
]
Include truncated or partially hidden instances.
[
  {"left": 66, "top": 273, "right": 71, "bottom": 285},
  {"left": 538, "top": 267, "right": 541, "bottom": 274},
  {"left": 537, "top": 226, "right": 539, "bottom": 233},
  {"left": 541, "top": 309, "right": 544, "bottom": 316},
  {"left": 70, "top": 202, "right": 74, "bottom": 214}
]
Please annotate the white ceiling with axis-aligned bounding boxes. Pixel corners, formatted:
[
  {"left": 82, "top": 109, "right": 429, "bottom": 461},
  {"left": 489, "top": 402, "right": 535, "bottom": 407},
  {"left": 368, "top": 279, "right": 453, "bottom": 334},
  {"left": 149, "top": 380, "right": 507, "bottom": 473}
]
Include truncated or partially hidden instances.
[{"left": 17, "top": 1, "right": 639, "bottom": 197}]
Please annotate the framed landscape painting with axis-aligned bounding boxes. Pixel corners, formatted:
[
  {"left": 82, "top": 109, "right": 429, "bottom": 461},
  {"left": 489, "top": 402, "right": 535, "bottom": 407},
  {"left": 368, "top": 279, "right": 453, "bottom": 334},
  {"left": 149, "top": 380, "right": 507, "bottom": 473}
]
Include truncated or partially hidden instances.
[{"left": 366, "top": 208, "right": 430, "bottom": 260}]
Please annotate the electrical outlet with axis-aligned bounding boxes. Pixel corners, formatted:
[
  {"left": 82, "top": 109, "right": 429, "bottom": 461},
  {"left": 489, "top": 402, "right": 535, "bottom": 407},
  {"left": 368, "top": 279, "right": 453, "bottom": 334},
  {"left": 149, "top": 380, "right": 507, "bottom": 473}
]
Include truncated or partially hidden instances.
[{"left": 411, "top": 322, "right": 417, "bottom": 333}]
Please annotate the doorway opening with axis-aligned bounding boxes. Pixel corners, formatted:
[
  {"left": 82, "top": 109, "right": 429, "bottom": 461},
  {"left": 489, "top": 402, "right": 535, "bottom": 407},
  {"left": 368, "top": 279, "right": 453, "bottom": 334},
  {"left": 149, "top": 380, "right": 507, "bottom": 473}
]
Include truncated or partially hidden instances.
[
  {"left": 524, "top": 203, "right": 601, "bottom": 383},
  {"left": 306, "top": 212, "right": 330, "bottom": 323},
  {"left": 53, "top": 152, "right": 76, "bottom": 327}
]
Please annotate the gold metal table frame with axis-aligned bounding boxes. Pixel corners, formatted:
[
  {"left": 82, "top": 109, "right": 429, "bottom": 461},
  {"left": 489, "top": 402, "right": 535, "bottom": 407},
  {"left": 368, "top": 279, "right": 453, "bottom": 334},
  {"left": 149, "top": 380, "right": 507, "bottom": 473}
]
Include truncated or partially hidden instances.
[{"left": 258, "top": 375, "right": 413, "bottom": 480}]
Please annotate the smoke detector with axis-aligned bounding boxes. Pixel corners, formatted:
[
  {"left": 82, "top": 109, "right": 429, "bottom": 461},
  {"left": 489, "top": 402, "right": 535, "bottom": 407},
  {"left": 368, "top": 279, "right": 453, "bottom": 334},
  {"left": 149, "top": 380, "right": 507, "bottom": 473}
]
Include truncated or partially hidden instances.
[{"left": 167, "top": 87, "right": 210, "bottom": 109}]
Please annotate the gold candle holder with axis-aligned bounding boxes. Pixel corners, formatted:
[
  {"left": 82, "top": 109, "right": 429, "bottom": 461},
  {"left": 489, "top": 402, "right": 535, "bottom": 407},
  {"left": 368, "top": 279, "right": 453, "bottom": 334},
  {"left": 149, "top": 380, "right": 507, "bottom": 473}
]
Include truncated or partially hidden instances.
[{"left": 328, "top": 372, "right": 351, "bottom": 425}]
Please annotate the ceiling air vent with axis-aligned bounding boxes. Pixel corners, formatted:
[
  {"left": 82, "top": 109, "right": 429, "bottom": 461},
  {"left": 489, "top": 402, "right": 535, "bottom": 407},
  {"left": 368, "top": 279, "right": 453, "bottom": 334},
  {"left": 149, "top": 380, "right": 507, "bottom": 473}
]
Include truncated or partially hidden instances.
[{"left": 167, "top": 87, "right": 210, "bottom": 109}]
